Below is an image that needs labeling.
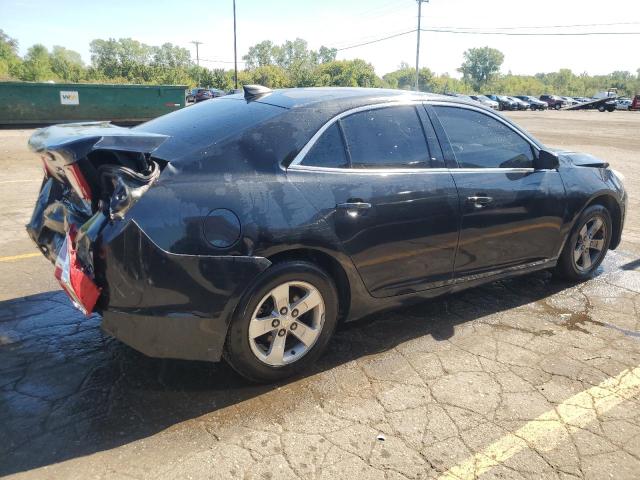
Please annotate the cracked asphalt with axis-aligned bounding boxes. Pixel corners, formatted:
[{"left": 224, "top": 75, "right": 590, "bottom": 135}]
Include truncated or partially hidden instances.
[{"left": 1, "top": 111, "right": 640, "bottom": 479}]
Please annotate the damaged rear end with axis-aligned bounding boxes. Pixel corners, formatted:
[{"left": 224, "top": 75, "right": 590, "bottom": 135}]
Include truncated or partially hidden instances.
[{"left": 27, "top": 122, "right": 168, "bottom": 315}]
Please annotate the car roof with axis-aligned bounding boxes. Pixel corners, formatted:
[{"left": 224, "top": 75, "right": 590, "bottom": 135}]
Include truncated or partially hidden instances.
[{"left": 223, "top": 87, "right": 457, "bottom": 111}]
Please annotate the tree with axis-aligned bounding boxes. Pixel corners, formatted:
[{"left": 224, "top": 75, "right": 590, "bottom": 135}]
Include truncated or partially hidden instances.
[
  {"left": 316, "top": 59, "right": 378, "bottom": 87},
  {"left": 50, "top": 46, "right": 84, "bottom": 82},
  {"left": 243, "top": 40, "right": 277, "bottom": 69},
  {"left": 383, "top": 63, "right": 434, "bottom": 91},
  {"left": 151, "top": 43, "right": 191, "bottom": 69},
  {"left": 247, "top": 65, "right": 289, "bottom": 88},
  {"left": 0, "top": 30, "right": 22, "bottom": 79},
  {"left": 458, "top": 47, "right": 504, "bottom": 91},
  {"left": 22, "top": 44, "right": 54, "bottom": 81},
  {"left": 90, "top": 38, "right": 152, "bottom": 82},
  {"left": 317, "top": 46, "right": 337, "bottom": 64},
  {"left": 242, "top": 38, "right": 338, "bottom": 87}
]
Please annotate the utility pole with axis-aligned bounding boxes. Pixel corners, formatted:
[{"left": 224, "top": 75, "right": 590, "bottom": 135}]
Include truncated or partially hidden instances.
[
  {"left": 233, "top": 0, "right": 238, "bottom": 89},
  {"left": 415, "top": 0, "right": 428, "bottom": 91},
  {"left": 191, "top": 40, "right": 203, "bottom": 86},
  {"left": 190, "top": 40, "right": 202, "bottom": 66}
]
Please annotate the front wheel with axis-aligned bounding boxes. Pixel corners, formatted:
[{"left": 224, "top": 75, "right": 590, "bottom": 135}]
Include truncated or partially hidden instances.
[
  {"left": 224, "top": 261, "right": 338, "bottom": 383},
  {"left": 555, "top": 104, "right": 562, "bottom": 110},
  {"left": 555, "top": 205, "right": 612, "bottom": 281}
]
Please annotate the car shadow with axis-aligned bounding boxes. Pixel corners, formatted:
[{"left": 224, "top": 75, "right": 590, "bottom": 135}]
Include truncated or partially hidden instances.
[{"left": 0, "top": 270, "right": 576, "bottom": 476}]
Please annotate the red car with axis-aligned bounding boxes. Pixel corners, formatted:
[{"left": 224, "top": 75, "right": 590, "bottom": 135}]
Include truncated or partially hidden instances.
[{"left": 631, "top": 95, "right": 640, "bottom": 111}]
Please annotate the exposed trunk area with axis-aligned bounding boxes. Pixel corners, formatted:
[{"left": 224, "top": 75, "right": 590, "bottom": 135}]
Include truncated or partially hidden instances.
[{"left": 26, "top": 122, "right": 168, "bottom": 314}]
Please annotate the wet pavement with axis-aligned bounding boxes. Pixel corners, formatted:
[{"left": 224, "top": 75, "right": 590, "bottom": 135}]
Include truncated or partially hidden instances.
[{"left": 2, "top": 112, "right": 640, "bottom": 479}]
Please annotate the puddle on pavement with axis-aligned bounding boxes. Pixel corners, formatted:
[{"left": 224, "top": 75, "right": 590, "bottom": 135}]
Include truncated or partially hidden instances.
[
  {"left": 537, "top": 295, "right": 640, "bottom": 339},
  {"left": 493, "top": 323, "right": 555, "bottom": 337}
]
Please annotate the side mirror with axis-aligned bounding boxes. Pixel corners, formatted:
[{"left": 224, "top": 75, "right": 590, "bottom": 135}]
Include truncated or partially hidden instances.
[{"left": 534, "top": 150, "right": 559, "bottom": 170}]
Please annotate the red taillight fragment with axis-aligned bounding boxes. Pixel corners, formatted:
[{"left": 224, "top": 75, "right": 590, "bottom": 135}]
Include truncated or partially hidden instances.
[
  {"left": 64, "top": 163, "right": 92, "bottom": 201},
  {"left": 54, "top": 226, "right": 101, "bottom": 315}
]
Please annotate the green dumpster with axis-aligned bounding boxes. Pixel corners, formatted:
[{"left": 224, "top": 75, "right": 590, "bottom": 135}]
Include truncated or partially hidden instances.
[{"left": 0, "top": 82, "right": 187, "bottom": 125}]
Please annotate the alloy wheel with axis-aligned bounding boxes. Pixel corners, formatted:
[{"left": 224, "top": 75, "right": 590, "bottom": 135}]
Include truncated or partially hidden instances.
[
  {"left": 248, "top": 281, "right": 325, "bottom": 366},
  {"left": 573, "top": 215, "right": 607, "bottom": 272}
]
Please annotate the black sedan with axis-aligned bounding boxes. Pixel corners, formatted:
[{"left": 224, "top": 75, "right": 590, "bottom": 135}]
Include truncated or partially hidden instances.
[
  {"left": 27, "top": 87, "right": 626, "bottom": 382},
  {"left": 515, "top": 95, "right": 549, "bottom": 111},
  {"left": 485, "top": 94, "right": 518, "bottom": 111}
]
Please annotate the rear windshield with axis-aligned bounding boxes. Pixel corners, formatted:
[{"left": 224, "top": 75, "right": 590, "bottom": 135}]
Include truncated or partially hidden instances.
[{"left": 135, "top": 98, "right": 286, "bottom": 160}]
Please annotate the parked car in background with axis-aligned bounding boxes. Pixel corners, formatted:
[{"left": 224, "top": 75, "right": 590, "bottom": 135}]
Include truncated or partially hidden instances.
[
  {"left": 561, "top": 96, "right": 579, "bottom": 107},
  {"left": 515, "top": 95, "right": 548, "bottom": 111},
  {"left": 631, "top": 95, "right": 640, "bottom": 111},
  {"left": 470, "top": 95, "right": 499, "bottom": 109},
  {"left": 540, "top": 94, "right": 566, "bottom": 110},
  {"left": 616, "top": 99, "right": 632, "bottom": 110},
  {"left": 193, "top": 88, "right": 214, "bottom": 102},
  {"left": 507, "top": 96, "right": 530, "bottom": 110},
  {"left": 26, "top": 86, "right": 626, "bottom": 382},
  {"left": 186, "top": 88, "right": 198, "bottom": 103},
  {"left": 573, "top": 97, "right": 591, "bottom": 103},
  {"left": 485, "top": 94, "right": 518, "bottom": 111},
  {"left": 209, "top": 88, "right": 226, "bottom": 98}
]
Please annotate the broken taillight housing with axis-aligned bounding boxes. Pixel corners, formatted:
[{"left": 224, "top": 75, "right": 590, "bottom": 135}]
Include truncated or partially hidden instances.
[
  {"left": 64, "top": 163, "right": 92, "bottom": 201},
  {"left": 54, "top": 225, "right": 101, "bottom": 315}
]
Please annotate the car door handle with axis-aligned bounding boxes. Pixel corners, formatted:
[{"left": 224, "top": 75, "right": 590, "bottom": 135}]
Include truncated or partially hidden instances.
[
  {"left": 467, "top": 196, "right": 493, "bottom": 207},
  {"left": 336, "top": 201, "right": 372, "bottom": 210}
]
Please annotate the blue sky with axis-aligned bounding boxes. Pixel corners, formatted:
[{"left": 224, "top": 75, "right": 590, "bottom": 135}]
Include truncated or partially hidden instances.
[{"left": 1, "top": 0, "right": 639, "bottom": 76}]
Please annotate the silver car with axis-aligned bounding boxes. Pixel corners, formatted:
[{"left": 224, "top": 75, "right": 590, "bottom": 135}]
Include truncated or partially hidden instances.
[{"left": 470, "top": 95, "right": 499, "bottom": 110}]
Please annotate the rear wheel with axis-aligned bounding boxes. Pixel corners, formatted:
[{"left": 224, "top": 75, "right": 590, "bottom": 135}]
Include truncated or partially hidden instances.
[
  {"left": 224, "top": 261, "right": 338, "bottom": 383},
  {"left": 555, "top": 103, "right": 562, "bottom": 110},
  {"left": 556, "top": 205, "right": 611, "bottom": 281}
]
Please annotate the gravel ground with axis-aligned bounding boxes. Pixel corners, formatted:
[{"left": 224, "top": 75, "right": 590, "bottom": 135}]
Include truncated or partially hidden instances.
[{"left": 1, "top": 110, "right": 640, "bottom": 479}]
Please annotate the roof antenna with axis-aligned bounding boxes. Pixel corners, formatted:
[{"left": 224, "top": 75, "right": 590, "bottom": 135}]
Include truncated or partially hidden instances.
[{"left": 243, "top": 84, "right": 272, "bottom": 101}]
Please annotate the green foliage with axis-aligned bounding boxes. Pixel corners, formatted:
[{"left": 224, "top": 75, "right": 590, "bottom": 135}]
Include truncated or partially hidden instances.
[
  {"left": 22, "top": 44, "right": 55, "bottom": 81},
  {"left": 459, "top": 46, "right": 504, "bottom": 91},
  {"left": 247, "top": 65, "right": 289, "bottom": 88},
  {"left": 243, "top": 38, "right": 336, "bottom": 71},
  {"left": 316, "top": 59, "right": 378, "bottom": 87},
  {"left": 383, "top": 63, "right": 434, "bottom": 91},
  {"left": 1, "top": 32, "right": 638, "bottom": 98},
  {"left": 0, "top": 30, "right": 22, "bottom": 79},
  {"left": 50, "top": 46, "right": 85, "bottom": 82}
]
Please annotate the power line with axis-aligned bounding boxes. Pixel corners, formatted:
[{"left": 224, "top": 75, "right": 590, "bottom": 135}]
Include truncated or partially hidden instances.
[
  {"left": 420, "top": 27, "right": 640, "bottom": 36},
  {"left": 199, "top": 58, "right": 246, "bottom": 64},
  {"left": 333, "top": 25, "right": 640, "bottom": 53},
  {"left": 429, "top": 21, "right": 640, "bottom": 31},
  {"left": 330, "top": 26, "right": 416, "bottom": 49},
  {"left": 336, "top": 29, "right": 417, "bottom": 51}
]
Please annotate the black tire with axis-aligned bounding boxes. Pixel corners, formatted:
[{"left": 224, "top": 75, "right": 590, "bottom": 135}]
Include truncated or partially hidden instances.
[
  {"left": 555, "top": 103, "right": 562, "bottom": 110},
  {"left": 555, "top": 205, "right": 612, "bottom": 281},
  {"left": 598, "top": 105, "right": 606, "bottom": 112},
  {"left": 224, "top": 260, "right": 338, "bottom": 383}
]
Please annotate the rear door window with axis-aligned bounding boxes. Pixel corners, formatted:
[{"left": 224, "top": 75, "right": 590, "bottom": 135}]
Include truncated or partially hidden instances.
[
  {"left": 433, "top": 106, "right": 535, "bottom": 169},
  {"left": 340, "top": 106, "right": 430, "bottom": 169},
  {"left": 300, "top": 123, "right": 348, "bottom": 168}
]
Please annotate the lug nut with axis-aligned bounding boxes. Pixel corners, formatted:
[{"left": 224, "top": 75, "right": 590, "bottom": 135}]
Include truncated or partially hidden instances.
[
  {"left": 280, "top": 307, "right": 288, "bottom": 315},
  {"left": 271, "top": 319, "right": 280, "bottom": 328},
  {"left": 278, "top": 329, "right": 286, "bottom": 336},
  {"left": 290, "top": 322, "right": 298, "bottom": 330},
  {"left": 291, "top": 309, "right": 299, "bottom": 318}
]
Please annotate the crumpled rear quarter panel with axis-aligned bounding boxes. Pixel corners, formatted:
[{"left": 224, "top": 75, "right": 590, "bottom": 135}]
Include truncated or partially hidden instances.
[{"left": 98, "top": 219, "right": 270, "bottom": 361}]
